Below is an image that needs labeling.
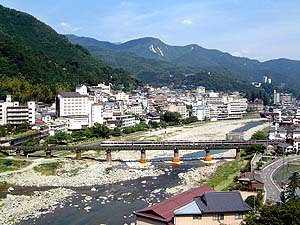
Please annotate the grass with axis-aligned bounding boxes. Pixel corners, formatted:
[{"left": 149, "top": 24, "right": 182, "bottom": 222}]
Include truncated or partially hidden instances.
[
  {"left": 33, "top": 162, "right": 63, "bottom": 176},
  {"left": 0, "top": 130, "right": 36, "bottom": 140},
  {"left": 201, "top": 158, "right": 249, "bottom": 191},
  {"left": 0, "top": 159, "right": 31, "bottom": 173}
]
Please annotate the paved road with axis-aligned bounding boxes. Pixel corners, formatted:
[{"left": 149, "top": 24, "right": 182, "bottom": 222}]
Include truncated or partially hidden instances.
[{"left": 261, "top": 155, "right": 300, "bottom": 203}]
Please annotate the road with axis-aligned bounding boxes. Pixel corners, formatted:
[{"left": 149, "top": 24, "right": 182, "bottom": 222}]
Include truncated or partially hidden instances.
[{"left": 261, "top": 155, "right": 300, "bottom": 203}]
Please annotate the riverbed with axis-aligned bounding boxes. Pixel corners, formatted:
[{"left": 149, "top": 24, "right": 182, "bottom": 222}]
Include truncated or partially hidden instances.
[{"left": 15, "top": 160, "right": 210, "bottom": 225}]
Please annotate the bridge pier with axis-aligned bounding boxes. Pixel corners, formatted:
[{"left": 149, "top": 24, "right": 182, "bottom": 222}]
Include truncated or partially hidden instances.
[
  {"left": 235, "top": 148, "right": 241, "bottom": 160},
  {"left": 106, "top": 149, "right": 112, "bottom": 163},
  {"left": 172, "top": 148, "right": 180, "bottom": 163},
  {"left": 76, "top": 149, "right": 82, "bottom": 160},
  {"left": 15, "top": 149, "right": 21, "bottom": 157},
  {"left": 140, "top": 149, "right": 147, "bottom": 164},
  {"left": 45, "top": 149, "right": 52, "bottom": 158},
  {"left": 204, "top": 149, "right": 212, "bottom": 161}
]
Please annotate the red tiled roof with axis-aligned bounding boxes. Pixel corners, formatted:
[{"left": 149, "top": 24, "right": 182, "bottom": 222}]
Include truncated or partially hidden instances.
[{"left": 134, "top": 186, "right": 214, "bottom": 223}]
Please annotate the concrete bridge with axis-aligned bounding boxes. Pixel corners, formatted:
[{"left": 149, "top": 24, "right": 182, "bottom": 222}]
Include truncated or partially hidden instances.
[{"left": 0, "top": 140, "right": 283, "bottom": 163}]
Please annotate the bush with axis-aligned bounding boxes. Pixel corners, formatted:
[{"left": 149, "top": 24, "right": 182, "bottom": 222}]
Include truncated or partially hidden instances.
[{"left": 110, "top": 127, "right": 121, "bottom": 136}]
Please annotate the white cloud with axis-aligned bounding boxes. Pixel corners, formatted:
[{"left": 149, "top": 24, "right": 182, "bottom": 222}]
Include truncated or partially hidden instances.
[
  {"left": 59, "top": 22, "right": 81, "bottom": 32},
  {"left": 181, "top": 19, "right": 193, "bottom": 25}
]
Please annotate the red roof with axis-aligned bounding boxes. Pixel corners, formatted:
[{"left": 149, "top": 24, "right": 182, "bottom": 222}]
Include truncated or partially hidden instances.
[{"left": 134, "top": 186, "right": 214, "bottom": 223}]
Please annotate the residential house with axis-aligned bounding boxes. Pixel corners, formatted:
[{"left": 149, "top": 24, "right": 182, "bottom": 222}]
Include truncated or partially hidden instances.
[
  {"left": 135, "top": 187, "right": 252, "bottom": 225},
  {"left": 238, "top": 172, "right": 264, "bottom": 191},
  {"left": 174, "top": 191, "right": 252, "bottom": 225}
]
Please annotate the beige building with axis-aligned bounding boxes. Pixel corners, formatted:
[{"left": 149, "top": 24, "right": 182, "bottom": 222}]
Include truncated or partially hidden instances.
[
  {"left": 135, "top": 188, "right": 251, "bottom": 225},
  {"left": 165, "top": 103, "right": 188, "bottom": 119}
]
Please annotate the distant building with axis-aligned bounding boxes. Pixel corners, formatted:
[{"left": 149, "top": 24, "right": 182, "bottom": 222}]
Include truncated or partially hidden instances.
[
  {"left": 238, "top": 172, "right": 264, "bottom": 191},
  {"left": 129, "top": 105, "right": 143, "bottom": 116},
  {"left": 0, "top": 95, "right": 35, "bottom": 125},
  {"left": 273, "top": 90, "right": 293, "bottom": 106},
  {"left": 75, "top": 84, "right": 88, "bottom": 95},
  {"left": 192, "top": 104, "right": 210, "bottom": 121},
  {"left": 165, "top": 103, "right": 188, "bottom": 119},
  {"left": 146, "top": 112, "right": 160, "bottom": 123},
  {"left": 196, "top": 86, "right": 206, "bottom": 95}
]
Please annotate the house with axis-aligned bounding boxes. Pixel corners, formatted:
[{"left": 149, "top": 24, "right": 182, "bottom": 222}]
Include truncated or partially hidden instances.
[
  {"left": 146, "top": 112, "right": 161, "bottom": 123},
  {"left": 135, "top": 186, "right": 213, "bottom": 225},
  {"left": 174, "top": 192, "right": 252, "bottom": 225},
  {"left": 134, "top": 187, "right": 252, "bottom": 225},
  {"left": 238, "top": 172, "right": 264, "bottom": 191},
  {"left": 276, "top": 142, "right": 294, "bottom": 154}
]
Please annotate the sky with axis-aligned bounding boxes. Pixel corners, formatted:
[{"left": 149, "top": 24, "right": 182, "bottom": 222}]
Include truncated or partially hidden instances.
[{"left": 1, "top": 0, "right": 300, "bottom": 61}]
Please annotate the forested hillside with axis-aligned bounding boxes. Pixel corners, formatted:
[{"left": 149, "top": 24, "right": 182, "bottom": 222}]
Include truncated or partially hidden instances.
[{"left": 0, "top": 5, "right": 140, "bottom": 103}]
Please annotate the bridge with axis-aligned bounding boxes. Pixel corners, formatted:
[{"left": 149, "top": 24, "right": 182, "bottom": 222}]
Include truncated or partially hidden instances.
[
  {"left": 0, "top": 130, "right": 49, "bottom": 146},
  {"left": 0, "top": 140, "right": 283, "bottom": 163}
]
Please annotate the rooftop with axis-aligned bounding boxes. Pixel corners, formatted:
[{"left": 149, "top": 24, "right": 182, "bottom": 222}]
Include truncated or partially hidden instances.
[
  {"left": 58, "top": 92, "right": 87, "bottom": 98},
  {"left": 194, "top": 191, "right": 252, "bottom": 214},
  {"left": 134, "top": 186, "right": 213, "bottom": 223}
]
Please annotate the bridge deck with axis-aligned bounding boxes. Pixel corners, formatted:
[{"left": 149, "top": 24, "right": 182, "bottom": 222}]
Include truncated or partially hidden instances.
[{"left": 0, "top": 140, "right": 283, "bottom": 152}]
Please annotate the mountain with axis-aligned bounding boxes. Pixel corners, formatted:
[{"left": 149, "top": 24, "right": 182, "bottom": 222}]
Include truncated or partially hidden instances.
[
  {"left": 0, "top": 5, "right": 140, "bottom": 103},
  {"left": 67, "top": 35, "right": 300, "bottom": 89},
  {"left": 67, "top": 35, "right": 259, "bottom": 93}
]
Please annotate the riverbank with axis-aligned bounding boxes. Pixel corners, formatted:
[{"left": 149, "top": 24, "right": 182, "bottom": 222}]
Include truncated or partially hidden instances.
[
  {"left": 0, "top": 118, "right": 268, "bottom": 224},
  {"left": 0, "top": 188, "right": 75, "bottom": 225}
]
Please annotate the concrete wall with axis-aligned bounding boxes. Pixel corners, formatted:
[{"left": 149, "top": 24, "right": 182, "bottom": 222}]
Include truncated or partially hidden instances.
[{"left": 175, "top": 213, "right": 244, "bottom": 225}]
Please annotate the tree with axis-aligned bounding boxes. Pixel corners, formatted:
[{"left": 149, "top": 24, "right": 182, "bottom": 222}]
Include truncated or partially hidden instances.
[
  {"left": 251, "top": 131, "right": 268, "bottom": 140},
  {"left": 244, "top": 200, "right": 300, "bottom": 225},
  {"left": 91, "top": 123, "right": 110, "bottom": 139},
  {"left": 286, "top": 172, "right": 300, "bottom": 201},
  {"left": 161, "top": 111, "right": 181, "bottom": 124},
  {"left": 110, "top": 127, "right": 121, "bottom": 137},
  {"left": 245, "top": 195, "right": 263, "bottom": 209}
]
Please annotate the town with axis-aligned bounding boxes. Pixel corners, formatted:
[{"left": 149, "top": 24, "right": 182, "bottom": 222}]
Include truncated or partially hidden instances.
[{"left": 0, "top": 1, "right": 300, "bottom": 225}]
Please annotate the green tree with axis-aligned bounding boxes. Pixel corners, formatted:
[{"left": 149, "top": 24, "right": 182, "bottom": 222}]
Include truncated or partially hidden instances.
[
  {"left": 110, "top": 127, "right": 121, "bottom": 137},
  {"left": 245, "top": 195, "right": 263, "bottom": 209},
  {"left": 161, "top": 111, "right": 181, "bottom": 124},
  {"left": 91, "top": 123, "right": 110, "bottom": 139},
  {"left": 286, "top": 172, "right": 300, "bottom": 201},
  {"left": 251, "top": 131, "right": 268, "bottom": 140},
  {"left": 244, "top": 200, "right": 300, "bottom": 225}
]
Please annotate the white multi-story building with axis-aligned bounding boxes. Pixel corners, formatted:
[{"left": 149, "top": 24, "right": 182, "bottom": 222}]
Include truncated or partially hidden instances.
[
  {"left": 56, "top": 92, "right": 89, "bottom": 117},
  {"left": 0, "top": 95, "right": 35, "bottom": 125},
  {"left": 114, "top": 92, "right": 129, "bottom": 101},
  {"left": 129, "top": 105, "right": 143, "bottom": 116},
  {"left": 192, "top": 90, "right": 247, "bottom": 121},
  {"left": 89, "top": 103, "right": 103, "bottom": 127},
  {"left": 56, "top": 91, "right": 104, "bottom": 130},
  {"left": 192, "top": 104, "right": 210, "bottom": 120}
]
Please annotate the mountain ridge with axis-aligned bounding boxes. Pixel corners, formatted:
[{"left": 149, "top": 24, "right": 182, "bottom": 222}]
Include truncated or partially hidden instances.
[{"left": 67, "top": 34, "right": 300, "bottom": 89}]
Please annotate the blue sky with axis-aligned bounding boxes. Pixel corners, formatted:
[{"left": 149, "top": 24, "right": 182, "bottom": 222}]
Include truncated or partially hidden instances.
[{"left": 1, "top": 0, "right": 300, "bottom": 61}]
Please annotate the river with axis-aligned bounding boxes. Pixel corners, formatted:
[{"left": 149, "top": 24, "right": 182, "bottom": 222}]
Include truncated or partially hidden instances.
[{"left": 5, "top": 149, "right": 225, "bottom": 225}]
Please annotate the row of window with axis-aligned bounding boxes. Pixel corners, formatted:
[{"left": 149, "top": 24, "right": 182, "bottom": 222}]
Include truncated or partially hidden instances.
[{"left": 192, "top": 213, "right": 243, "bottom": 220}]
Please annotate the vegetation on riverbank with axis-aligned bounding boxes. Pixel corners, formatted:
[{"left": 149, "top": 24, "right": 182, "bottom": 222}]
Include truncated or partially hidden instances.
[
  {"left": 33, "top": 162, "right": 63, "bottom": 176},
  {"left": 0, "top": 159, "right": 31, "bottom": 173},
  {"left": 200, "top": 158, "right": 248, "bottom": 191}
]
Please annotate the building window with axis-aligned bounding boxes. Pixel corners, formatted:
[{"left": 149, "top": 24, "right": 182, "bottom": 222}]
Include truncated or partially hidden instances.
[
  {"left": 212, "top": 214, "right": 224, "bottom": 220},
  {"left": 193, "top": 215, "right": 202, "bottom": 220},
  {"left": 235, "top": 213, "right": 243, "bottom": 219}
]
